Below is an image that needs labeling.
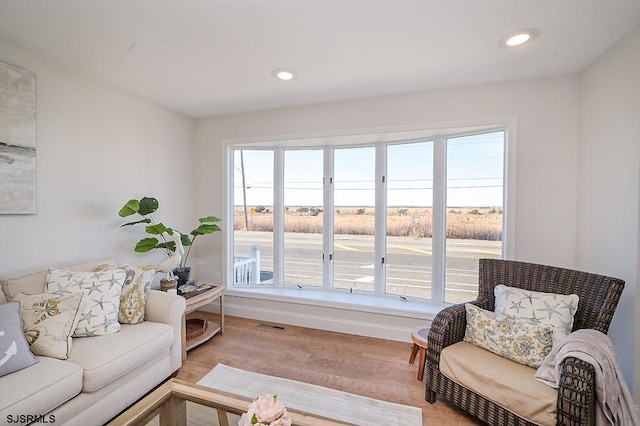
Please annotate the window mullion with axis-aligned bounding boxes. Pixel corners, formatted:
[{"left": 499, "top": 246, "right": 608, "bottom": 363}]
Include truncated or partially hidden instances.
[
  {"left": 431, "top": 137, "right": 446, "bottom": 304},
  {"left": 323, "top": 147, "right": 334, "bottom": 290},
  {"left": 273, "top": 147, "right": 284, "bottom": 287},
  {"left": 374, "top": 145, "right": 386, "bottom": 295},
  {"left": 226, "top": 147, "right": 235, "bottom": 288}
]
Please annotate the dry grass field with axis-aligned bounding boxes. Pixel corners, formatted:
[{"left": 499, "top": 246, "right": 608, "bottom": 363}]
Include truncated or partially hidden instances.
[{"left": 234, "top": 207, "right": 502, "bottom": 241}]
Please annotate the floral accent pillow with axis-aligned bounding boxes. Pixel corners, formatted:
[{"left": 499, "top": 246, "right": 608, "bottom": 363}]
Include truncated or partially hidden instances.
[
  {"left": 13, "top": 292, "right": 85, "bottom": 360},
  {"left": 45, "top": 268, "right": 126, "bottom": 337},
  {"left": 494, "top": 284, "right": 579, "bottom": 346},
  {"left": 464, "top": 303, "right": 554, "bottom": 368},
  {"left": 96, "top": 264, "right": 155, "bottom": 325}
]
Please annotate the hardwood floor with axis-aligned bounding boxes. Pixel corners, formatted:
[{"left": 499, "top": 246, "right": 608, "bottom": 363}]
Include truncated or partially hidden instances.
[{"left": 176, "top": 314, "right": 480, "bottom": 425}]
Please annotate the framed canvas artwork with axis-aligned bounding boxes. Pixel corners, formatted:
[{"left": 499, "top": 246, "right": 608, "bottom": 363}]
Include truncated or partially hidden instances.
[{"left": 0, "top": 60, "right": 36, "bottom": 214}]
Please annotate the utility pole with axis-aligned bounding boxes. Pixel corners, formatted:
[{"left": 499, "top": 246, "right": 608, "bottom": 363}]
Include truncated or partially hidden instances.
[{"left": 240, "top": 150, "right": 249, "bottom": 230}]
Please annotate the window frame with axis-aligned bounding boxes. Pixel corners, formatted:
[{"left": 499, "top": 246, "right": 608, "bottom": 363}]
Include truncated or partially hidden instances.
[{"left": 223, "top": 118, "right": 516, "bottom": 309}]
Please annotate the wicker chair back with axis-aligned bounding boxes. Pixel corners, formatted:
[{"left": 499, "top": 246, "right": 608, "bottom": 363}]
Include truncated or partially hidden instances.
[{"left": 477, "top": 258, "right": 625, "bottom": 334}]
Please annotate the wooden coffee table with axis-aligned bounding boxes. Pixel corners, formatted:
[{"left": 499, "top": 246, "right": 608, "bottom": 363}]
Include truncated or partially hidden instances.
[{"left": 107, "top": 379, "right": 346, "bottom": 426}]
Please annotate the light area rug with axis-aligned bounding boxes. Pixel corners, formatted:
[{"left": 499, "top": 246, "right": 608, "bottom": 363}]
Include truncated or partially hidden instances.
[{"left": 196, "top": 363, "right": 422, "bottom": 426}]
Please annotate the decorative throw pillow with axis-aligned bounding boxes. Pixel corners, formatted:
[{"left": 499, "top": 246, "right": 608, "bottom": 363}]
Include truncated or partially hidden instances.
[
  {"left": 13, "top": 293, "right": 85, "bottom": 360},
  {"left": 0, "top": 302, "right": 38, "bottom": 376},
  {"left": 494, "top": 284, "right": 579, "bottom": 345},
  {"left": 464, "top": 303, "right": 554, "bottom": 368},
  {"left": 95, "top": 264, "right": 155, "bottom": 325},
  {"left": 45, "top": 268, "right": 126, "bottom": 337}
]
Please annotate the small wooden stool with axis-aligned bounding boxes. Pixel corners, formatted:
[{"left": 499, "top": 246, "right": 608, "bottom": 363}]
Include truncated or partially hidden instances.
[{"left": 408, "top": 326, "right": 430, "bottom": 381}]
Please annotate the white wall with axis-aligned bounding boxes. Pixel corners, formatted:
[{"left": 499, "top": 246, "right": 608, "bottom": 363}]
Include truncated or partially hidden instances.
[
  {"left": 193, "top": 75, "right": 581, "bottom": 340},
  {"left": 195, "top": 75, "right": 580, "bottom": 274},
  {"left": 0, "top": 40, "right": 196, "bottom": 275},
  {"left": 576, "top": 26, "right": 640, "bottom": 398}
]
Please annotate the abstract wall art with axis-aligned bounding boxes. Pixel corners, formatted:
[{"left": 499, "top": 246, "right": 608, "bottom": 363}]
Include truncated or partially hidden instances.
[{"left": 0, "top": 60, "right": 36, "bottom": 214}]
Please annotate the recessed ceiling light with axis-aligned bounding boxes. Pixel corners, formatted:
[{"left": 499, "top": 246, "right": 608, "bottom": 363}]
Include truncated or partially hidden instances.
[
  {"left": 500, "top": 28, "right": 539, "bottom": 48},
  {"left": 272, "top": 68, "right": 297, "bottom": 81}
]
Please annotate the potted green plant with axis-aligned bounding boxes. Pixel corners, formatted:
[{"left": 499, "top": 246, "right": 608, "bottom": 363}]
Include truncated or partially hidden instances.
[{"left": 118, "top": 196, "right": 221, "bottom": 286}]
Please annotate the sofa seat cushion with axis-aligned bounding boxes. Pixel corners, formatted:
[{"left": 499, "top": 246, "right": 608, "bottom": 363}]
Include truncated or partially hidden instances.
[
  {"left": 0, "top": 356, "right": 83, "bottom": 416},
  {"left": 67, "top": 321, "right": 173, "bottom": 392},
  {"left": 440, "top": 341, "right": 557, "bottom": 426}
]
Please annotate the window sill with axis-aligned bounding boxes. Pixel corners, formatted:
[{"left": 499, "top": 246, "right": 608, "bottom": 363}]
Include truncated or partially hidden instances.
[{"left": 224, "top": 286, "right": 445, "bottom": 320}]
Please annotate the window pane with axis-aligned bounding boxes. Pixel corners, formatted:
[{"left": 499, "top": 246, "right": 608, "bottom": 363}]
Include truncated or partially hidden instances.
[
  {"left": 333, "top": 147, "right": 376, "bottom": 292},
  {"left": 283, "top": 150, "right": 324, "bottom": 287},
  {"left": 233, "top": 149, "right": 273, "bottom": 285},
  {"left": 445, "top": 131, "right": 504, "bottom": 303},
  {"left": 386, "top": 141, "right": 433, "bottom": 299}
]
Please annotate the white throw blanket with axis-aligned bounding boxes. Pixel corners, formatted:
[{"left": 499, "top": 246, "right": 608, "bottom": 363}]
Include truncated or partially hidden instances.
[{"left": 534, "top": 329, "right": 639, "bottom": 426}]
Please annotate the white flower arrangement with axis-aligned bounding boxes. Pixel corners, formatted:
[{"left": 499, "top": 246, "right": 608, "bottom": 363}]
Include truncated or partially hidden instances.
[{"left": 238, "top": 394, "right": 292, "bottom": 426}]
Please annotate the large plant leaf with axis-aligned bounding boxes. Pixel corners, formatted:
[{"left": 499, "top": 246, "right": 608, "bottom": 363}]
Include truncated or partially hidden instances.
[
  {"left": 135, "top": 237, "right": 159, "bottom": 252},
  {"left": 191, "top": 224, "right": 221, "bottom": 235},
  {"left": 199, "top": 216, "right": 221, "bottom": 224},
  {"left": 156, "top": 241, "right": 176, "bottom": 251},
  {"left": 146, "top": 223, "right": 167, "bottom": 235},
  {"left": 118, "top": 199, "right": 140, "bottom": 217},
  {"left": 162, "top": 231, "right": 193, "bottom": 247},
  {"left": 180, "top": 233, "right": 193, "bottom": 246},
  {"left": 120, "top": 218, "right": 151, "bottom": 227},
  {"left": 138, "top": 197, "right": 159, "bottom": 216}
]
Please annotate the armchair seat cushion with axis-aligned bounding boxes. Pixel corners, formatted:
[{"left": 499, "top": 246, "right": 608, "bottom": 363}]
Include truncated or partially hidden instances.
[{"left": 440, "top": 341, "right": 557, "bottom": 426}]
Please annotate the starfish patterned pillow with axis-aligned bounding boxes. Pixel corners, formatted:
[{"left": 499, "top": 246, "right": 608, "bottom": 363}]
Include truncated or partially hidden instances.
[
  {"left": 45, "top": 268, "right": 126, "bottom": 337},
  {"left": 494, "top": 284, "right": 579, "bottom": 346},
  {"left": 13, "top": 292, "right": 85, "bottom": 359}
]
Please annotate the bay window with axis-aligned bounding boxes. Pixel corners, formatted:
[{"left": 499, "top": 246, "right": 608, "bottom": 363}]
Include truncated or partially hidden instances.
[{"left": 228, "top": 127, "right": 508, "bottom": 307}]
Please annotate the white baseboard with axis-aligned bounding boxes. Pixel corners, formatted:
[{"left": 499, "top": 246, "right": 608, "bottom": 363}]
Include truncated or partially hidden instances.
[{"left": 199, "top": 296, "right": 433, "bottom": 342}]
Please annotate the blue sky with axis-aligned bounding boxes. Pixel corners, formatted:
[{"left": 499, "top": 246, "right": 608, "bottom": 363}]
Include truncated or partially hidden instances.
[{"left": 234, "top": 131, "right": 504, "bottom": 208}]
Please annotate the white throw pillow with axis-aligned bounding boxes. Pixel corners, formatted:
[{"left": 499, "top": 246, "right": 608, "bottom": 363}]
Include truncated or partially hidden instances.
[
  {"left": 45, "top": 268, "right": 126, "bottom": 337},
  {"left": 494, "top": 284, "right": 579, "bottom": 345},
  {"left": 13, "top": 292, "right": 85, "bottom": 360}
]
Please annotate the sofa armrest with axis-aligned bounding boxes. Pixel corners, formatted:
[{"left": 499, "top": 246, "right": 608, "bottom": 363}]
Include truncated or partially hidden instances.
[
  {"left": 556, "top": 357, "right": 597, "bottom": 426},
  {"left": 145, "top": 290, "right": 186, "bottom": 373}
]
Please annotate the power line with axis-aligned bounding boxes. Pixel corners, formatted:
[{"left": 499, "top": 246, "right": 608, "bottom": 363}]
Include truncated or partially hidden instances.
[
  {"left": 236, "top": 177, "right": 502, "bottom": 188},
  {"left": 234, "top": 184, "right": 503, "bottom": 190}
]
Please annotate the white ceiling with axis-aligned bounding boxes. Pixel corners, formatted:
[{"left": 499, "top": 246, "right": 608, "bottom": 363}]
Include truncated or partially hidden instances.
[{"left": 1, "top": 1, "right": 639, "bottom": 118}]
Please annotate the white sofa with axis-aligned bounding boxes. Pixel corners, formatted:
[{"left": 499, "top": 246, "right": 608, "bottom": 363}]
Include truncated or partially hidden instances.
[{"left": 0, "top": 257, "right": 186, "bottom": 426}]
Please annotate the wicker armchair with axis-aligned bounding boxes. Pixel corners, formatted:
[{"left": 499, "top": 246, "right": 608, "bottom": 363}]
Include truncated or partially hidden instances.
[{"left": 425, "top": 258, "right": 625, "bottom": 426}]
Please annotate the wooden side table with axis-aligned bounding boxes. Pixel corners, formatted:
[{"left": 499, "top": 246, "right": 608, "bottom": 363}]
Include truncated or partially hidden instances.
[
  {"left": 408, "top": 326, "right": 429, "bottom": 381},
  {"left": 180, "top": 284, "right": 224, "bottom": 361}
]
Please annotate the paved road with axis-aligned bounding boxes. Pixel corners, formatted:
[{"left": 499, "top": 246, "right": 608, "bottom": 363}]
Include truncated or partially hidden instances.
[{"left": 233, "top": 231, "right": 501, "bottom": 303}]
